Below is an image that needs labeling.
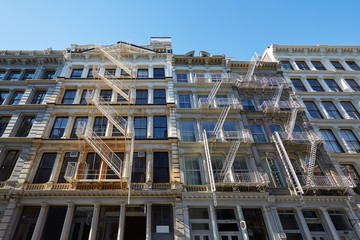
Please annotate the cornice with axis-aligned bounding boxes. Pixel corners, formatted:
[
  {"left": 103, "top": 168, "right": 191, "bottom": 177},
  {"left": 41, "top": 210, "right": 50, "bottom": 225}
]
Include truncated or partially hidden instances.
[{"left": 271, "top": 44, "right": 360, "bottom": 56}]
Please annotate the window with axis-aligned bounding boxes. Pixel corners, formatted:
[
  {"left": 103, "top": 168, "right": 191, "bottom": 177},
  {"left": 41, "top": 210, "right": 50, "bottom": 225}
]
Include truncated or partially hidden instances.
[
  {"left": 112, "top": 117, "right": 127, "bottom": 137},
  {"left": 241, "top": 99, "right": 256, "bottom": 111},
  {"left": 341, "top": 164, "right": 360, "bottom": 187},
  {"left": 223, "top": 121, "right": 237, "bottom": 132},
  {"left": 291, "top": 79, "right": 306, "bottom": 91},
  {"left": 0, "top": 116, "right": 10, "bottom": 136},
  {"left": 0, "top": 71, "right": 5, "bottom": 80},
  {"left": 216, "top": 208, "right": 239, "bottom": 235},
  {"left": 42, "top": 70, "right": 55, "bottom": 79},
  {"left": 278, "top": 210, "right": 303, "bottom": 240},
  {"left": 178, "top": 94, "right": 191, "bottom": 108},
  {"left": 117, "top": 90, "right": 129, "bottom": 103},
  {"left": 212, "top": 156, "right": 224, "bottom": 182},
  {"left": 7, "top": 71, "right": 21, "bottom": 81},
  {"left": 69, "top": 206, "right": 93, "bottom": 240},
  {"left": 307, "top": 79, "right": 324, "bottom": 92},
  {"left": 33, "top": 153, "right": 57, "bottom": 183},
  {"left": 325, "top": 79, "right": 341, "bottom": 92},
  {"left": 153, "top": 89, "right": 166, "bottom": 104},
  {"left": 262, "top": 158, "right": 284, "bottom": 187},
  {"left": 346, "top": 79, "right": 360, "bottom": 91},
  {"left": 61, "top": 90, "right": 76, "bottom": 104},
  {"left": 269, "top": 124, "right": 283, "bottom": 134},
  {"left": 87, "top": 69, "right": 93, "bottom": 78},
  {"left": 22, "top": 70, "right": 35, "bottom": 80},
  {"left": 304, "top": 101, "right": 323, "bottom": 119},
  {"left": 233, "top": 156, "right": 249, "bottom": 175},
  {"left": 106, "top": 153, "right": 123, "bottom": 179},
  {"left": 70, "top": 69, "right": 83, "bottom": 78},
  {"left": 13, "top": 206, "right": 41, "bottom": 240},
  {"left": 137, "top": 69, "right": 148, "bottom": 78},
  {"left": 9, "top": 91, "right": 24, "bottom": 104},
  {"left": 16, "top": 116, "right": 34, "bottom": 137},
  {"left": 250, "top": 124, "right": 267, "bottom": 143},
  {"left": 322, "top": 101, "right": 342, "bottom": 119},
  {"left": 120, "top": 69, "right": 129, "bottom": 76},
  {"left": 154, "top": 116, "right": 167, "bottom": 139},
  {"left": 49, "top": 117, "right": 68, "bottom": 138},
  {"left": 346, "top": 61, "right": 360, "bottom": 70},
  {"left": 340, "top": 101, "right": 360, "bottom": 119},
  {"left": 41, "top": 206, "right": 67, "bottom": 240},
  {"left": 340, "top": 129, "right": 360, "bottom": 153},
  {"left": 153, "top": 152, "right": 169, "bottom": 183},
  {"left": 58, "top": 152, "right": 78, "bottom": 183},
  {"left": 189, "top": 208, "right": 211, "bottom": 239},
  {"left": 311, "top": 61, "right": 326, "bottom": 70},
  {"left": 154, "top": 68, "right": 165, "bottom": 78},
  {"left": 97, "top": 206, "right": 120, "bottom": 240},
  {"left": 176, "top": 73, "right": 188, "bottom": 83},
  {"left": 93, "top": 117, "right": 107, "bottom": 136},
  {"left": 281, "top": 61, "right": 293, "bottom": 70},
  {"left": 70, "top": 117, "right": 88, "bottom": 138},
  {"left": 328, "top": 210, "right": 352, "bottom": 231},
  {"left": 181, "top": 121, "right": 196, "bottom": 142},
  {"left": 185, "top": 156, "right": 202, "bottom": 185},
  {"left": 211, "top": 73, "right": 222, "bottom": 82},
  {"left": 320, "top": 129, "right": 343, "bottom": 153},
  {"left": 331, "top": 61, "right": 345, "bottom": 70},
  {"left": 134, "top": 117, "right": 147, "bottom": 139},
  {"left": 295, "top": 61, "right": 309, "bottom": 70},
  {"left": 104, "top": 69, "right": 116, "bottom": 76},
  {"left": 85, "top": 153, "right": 101, "bottom": 180},
  {"left": 99, "top": 89, "right": 112, "bottom": 102},
  {"left": 132, "top": 152, "right": 146, "bottom": 183},
  {"left": 80, "top": 89, "right": 88, "bottom": 104},
  {"left": 0, "top": 90, "right": 9, "bottom": 104},
  {"left": 0, "top": 150, "right": 20, "bottom": 181},
  {"left": 136, "top": 90, "right": 148, "bottom": 104},
  {"left": 302, "top": 210, "right": 325, "bottom": 232},
  {"left": 152, "top": 205, "right": 173, "bottom": 237},
  {"left": 31, "top": 91, "right": 46, "bottom": 104}
]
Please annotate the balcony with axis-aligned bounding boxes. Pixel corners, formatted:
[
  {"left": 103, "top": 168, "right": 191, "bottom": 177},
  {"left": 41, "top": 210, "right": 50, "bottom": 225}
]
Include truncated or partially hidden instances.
[
  {"left": 278, "top": 131, "right": 324, "bottom": 143},
  {"left": 215, "top": 171, "right": 270, "bottom": 187},
  {"left": 205, "top": 130, "right": 253, "bottom": 143},
  {"left": 198, "top": 98, "right": 241, "bottom": 109},
  {"left": 301, "top": 175, "right": 355, "bottom": 191},
  {"left": 232, "top": 74, "right": 291, "bottom": 89}
]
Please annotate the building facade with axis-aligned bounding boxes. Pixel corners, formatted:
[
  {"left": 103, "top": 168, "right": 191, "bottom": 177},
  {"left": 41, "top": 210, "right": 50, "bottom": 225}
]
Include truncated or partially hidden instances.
[{"left": 0, "top": 40, "right": 359, "bottom": 240}]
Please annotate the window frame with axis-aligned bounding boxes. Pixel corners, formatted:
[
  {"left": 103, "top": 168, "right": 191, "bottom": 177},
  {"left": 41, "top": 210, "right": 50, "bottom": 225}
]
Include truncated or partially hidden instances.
[
  {"left": 291, "top": 79, "right": 306, "bottom": 91},
  {"left": 153, "top": 152, "right": 170, "bottom": 183},
  {"left": 137, "top": 69, "right": 148, "bottom": 79},
  {"left": 15, "top": 116, "right": 34, "bottom": 137},
  {"left": 304, "top": 101, "right": 323, "bottom": 119},
  {"left": 311, "top": 61, "right": 326, "bottom": 70},
  {"left": 70, "top": 69, "right": 83, "bottom": 78},
  {"left": 136, "top": 90, "right": 148, "bottom": 105},
  {"left": 153, "top": 116, "right": 167, "bottom": 139},
  {"left": 9, "top": 91, "right": 24, "bottom": 105},
  {"left": 281, "top": 61, "right": 293, "bottom": 70},
  {"left": 178, "top": 94, "right": 191, "bottom": 108},
  {"left": 331, "top": 61, "right": 345, "bottom": 70},
  {"left": 340, "top": 101, "right": 360, "bottom": 119},
  {"left": 32, "top": 153, "right": 57, "bottom": 184},
  {"left": 153, "top": 89, "right": 166, "bottom": 105},
  {"left": 340, "top": 129, "right": 360, "bottom": 153},
  {"left": 0, "top": 116, "right": 10, "bottom": 136},
  {"left": 307, "top": 79, "right": 324, "bottom": 92},
  {"left": 0, "top": 150, "right": 20, "bottom": 182},
  {"left": 153, "top": 68, "right": 165, "bottom": 79},
  {"left": 22, "top": 70, "right": 35, "bottom": 80},
  {"left": 346, "top": 61, "right": 360, "bottom": 71},
  {"left": 134, "top": 117, "right": 147, "bottom": 139},
  {"left": 250, "top": 124, "right": 267, "bottom": 143},
  {"left": 176, "top": 73, "right": 188, "bottom": 83},
  {"left": 345, "top": 79, "right": 360, "bottom": 91},
  {"left": 61, "top": 90, "right": 77, "bottom": 104},
  {"left": 31, "top": 91, "right": 46, "bottom": 104},
  {"left": 295, "top": 61, "right": 310, "bottom": 70},
  {"left": 324, "top": 79, "right": 342, "bottom": 92},
  {"left": 185, "top": 156, "right": 202, "bottom": 185},
  {"left": 320, "top": 129, "right": 344, "bottom": 153},
  {"left": 49, "top": 117, "right": 68, "bottom": 139},
  {"left": 181, "top": 120, "right": 197, "bottom": 142},
  {"left": 322, "top": 101, "right": 342, "bottom": 119}
]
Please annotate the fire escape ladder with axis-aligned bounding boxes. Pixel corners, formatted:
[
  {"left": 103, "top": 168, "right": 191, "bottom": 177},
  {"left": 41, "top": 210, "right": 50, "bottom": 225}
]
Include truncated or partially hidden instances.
[
  {"left": 305, "top": 136, "right": 318, "bottom": 186},
  {"left": 220, "top": 140, "right": 241, "bottom": 182},
  {"left": 272, "top": 132, "right": 304, "bottom": 196},
  {"left": 76, "top": 122, "right": 123, "bottom": 178},
  {"left": 203, "top": 130, "right": 217, "bottom": 206},
  {"left": 213, "top": 106, "right": 231, "bottom": 138},
  {"left": 96, "top": 46, "right": 133, "bottom": 76},
  {"left": 208, "top": 78, "right": 224, "bottom": 101}
]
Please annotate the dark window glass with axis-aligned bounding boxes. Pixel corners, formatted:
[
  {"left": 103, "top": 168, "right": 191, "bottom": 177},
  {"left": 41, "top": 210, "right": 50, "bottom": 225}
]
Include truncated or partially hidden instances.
[
  {"left": 80, "top": 89, "right": 88, "bottom": 104},
  {"left": 322, "top": 101, "right": 342, "bottom": 119},
  {"left": 97, "top": 206, "right": 120, "bottom": 240},
  {"left": 137, "top": 69, "right": 148, "bottom": 78},
  {"left": 281, "top": 61, "right": 293, "bottom": 70},
  {"left": 117, "top": 90, "right": 129, "bottom": 102},
  {"left": 62, "top": 90, "right": 76, "bottom": 104},
  {"left": 291, "top": 79, "right": 306, "bottom": 91},
  {"left": 151, "top": 205, "right": 173, "bottom": 234},
  {"left": 0, "top": 71, "right": 5, "bottom": 80},
  {"left": 216, "top": 209, "right": 236, "bottom": 220},
  {"left": 49, "top": 117, "right": 68, "bottom": 138},
  {"left": 0, "top": 91, "right": 9, "bottom": 105},
  {"left": 325, "top": 79, "right": 341, "bottom": 92},
  {"left": 42, "top": 70, "right": 55, "bottom": 79},
  {"left": 13, "top": 206, "right": 41, "bottom": 240},
  {"left": 177, "top": 73, "right": 188, "bottom": 83},
  {"left": 112, "top": 117, "right": 127, "bottom": 137},
  {"left": 341, "top": 101, "right": 360, "bottom": 119},
  {"left": 71, "top": 69, "right": 83, "bottom": 78},
  {"left": 99, "top": 90, "right": 112, "bottom": 102},
  {"left": 0, "top": 150, "right": 19, "bottom": 181},
  {"left": 106, "top": 152, "right": 123, "bottom": 179},
  {"left": 0, "top": 116, "right": 10, "bottom": 136},
  {"left": 189, "top": 208, "right": 209, "bottom": 219},
  {"left": 120, "top": 69, "right": 130, "bottom": 76},
  {"left": 295, "top": 61, "right": 309, "bottom": 70},
  {"left": 341, "top": 129, "right": 360, "bottom": 153},
  {"left": 307, "top": 79, "right": 324, "bottom": 92},
  {"left": 41, "top": 206, "right": 67, "bottom": 240},
  {"left": 304, "top": 101, "right": 323, "bottom": 119},
  {"left": 71, "top": 117, "right": 88, "bottom": 139},
  {"left": 31, "top": 91, "right": 46, "bottom": 104},
  {"left": 9, "top": 91, "right": 24, "bottom": 105},
  {"left": 154, "top": 89, "right": 166, "bottom": 104},
  {"left": 93, "top": 117, "right": 107, "bottom": 137},
  {"left": 250, "top": 124, "right": 267, "bottom": 143},
  {"left": 262, "top": 158, "right": 284, "bottom": 187},
  {"left": 58, "top": 152, "right": 79, "bottom": 183},
  {"left": 153, "top": 152, "right": 169, "bottom": 183},
  {"left": 136, "top": 90, "right": 148, "bottom": 104},
  {"left": 154, "top": 116, "right": 167, "bottom": 139},
  {"left": 104, "top": 69, "right": 116, "bottom": 76},
  {"left": 87, "top": 69, "right": 93, "bottom": 78},
  {"left": 191, "top": 223, "right": 210, "bottom": 230},
  {"left": 16, "top": 116, "right": 34, "bottom": 137},
  {"left": 179, "top": 94, "right": 191, "bottom": 108},
  {"left": 69, "top": 206, "right": 93, "bottom": 240},
  {"left": 33, "top": 153, "right": 57, "bottom": 183},
  {"left": 320, "top": 129, "right": 344, "bottom": 153},
  {"left": 311, "top": 61, "right": 326, "bottom": 70},
  {"left": 154, "top": 68, "right": 165, "bottom": 79},
  {"left": 134, "top": 117, "right": 147, "bottom": 139},
  {"left": 7, "top": 71, "right": 21, "bottom": 81},
  {"left": 217, "top": 223, "right": 238, "bottom": 231},
  {"left": 132, "top": 152, "right": 146, "bottom": 183},
  {"left": 346, "top": 61, "right": 360, "bottom": 71},
  {"left": 278, "top": 211, "right": 299, "bottom": 230},
  {"left": 331, "top": 61, "right": 345, "bottom": 70},
  {"left": 241, "top": 99, "right": 256, "bottom": 111},
  {"left": 269, "top": 124, "right": 283, "bottom": 134},
  {"left": 329, "top": 214, "right": 350, "bottom": 230},
  {"left": 86, "top": 153, "right": 101, "bottom": 180},
  {"left": 346, "top": 79, "right": 360, "bottom": 91},
  {"left": 22, "top": 70, "right": 35, "bottom": 80}
]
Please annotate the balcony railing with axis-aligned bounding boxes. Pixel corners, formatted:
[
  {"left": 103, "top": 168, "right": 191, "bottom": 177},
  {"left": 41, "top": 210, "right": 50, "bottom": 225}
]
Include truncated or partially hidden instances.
[
  {"left": 198, "top": 98, "right": 241, "bottom": 109},
  {"left": 215, "top": 171, "right": 270, "bottom": 187},
  {"left": 278, "top": 131, "right": 324, "bottom": 143},
  {"left": 301, "top": 175, "right": 355, "bottom": 190},
  {"left": 231, "top": 74, "right": 291, "bottom": 89},
  {"left": 205, "top": 130, "right": 253, "bottom": 142}
]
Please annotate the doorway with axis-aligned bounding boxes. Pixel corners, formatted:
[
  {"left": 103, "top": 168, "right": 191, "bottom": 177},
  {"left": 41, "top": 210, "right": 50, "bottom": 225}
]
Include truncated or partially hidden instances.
[
  {"left": 124, "top": 205, "right": 147, "bottom": 240},
  {"left": 242, "top": 208, "right": 269, "bottom": 240}
]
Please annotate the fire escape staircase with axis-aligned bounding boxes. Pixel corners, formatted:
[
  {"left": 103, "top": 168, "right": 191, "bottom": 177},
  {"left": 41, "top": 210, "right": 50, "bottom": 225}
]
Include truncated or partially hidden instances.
[
  {"left": 203, "top": 130, "right": 217, "bottom": 206},
  {"left": 219, "top": 141, "right": 241, "bottom": 182}
]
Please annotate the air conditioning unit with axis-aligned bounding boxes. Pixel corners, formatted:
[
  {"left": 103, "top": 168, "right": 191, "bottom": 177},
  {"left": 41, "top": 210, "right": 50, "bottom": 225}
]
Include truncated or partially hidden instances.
[
  {"left": 70, "top": 151, "right": 79, "bottom": 158},
  {"left": 137, "top": 151, "right": 145, "bottom": 157}
]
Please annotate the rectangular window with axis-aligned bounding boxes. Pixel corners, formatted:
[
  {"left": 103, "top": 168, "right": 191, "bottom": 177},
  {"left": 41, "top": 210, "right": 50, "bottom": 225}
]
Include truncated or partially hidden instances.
[
  {"left": 322, "top": 101, "right": 342, "bottom": 119},
  {"left": 97, "top": 206, "right": 120, "bottom": 239},
  {"left": 69, "top": 206, "right": 93, "bottom": 239},
  {"left": 153, "top": 152, "right": 169, "bottom": 183},
  {"left": 0, "top": 71, "right": 5, "bottom": 80},
  {"left": 320, "top": 129, "right": 344, "bottom": 153},
  {"left": 340, "top": 129, "right": 360, "bottom": 153},
  {"left": 41, "top": 206, "right": 67, "bottom": 240},
  {"left": 303, "top": 210, "right": 325, "bottom": 232},
  {"left": 307, "top": 79, "right": 324, "bottom": 92},
  {"left": 9, "top": 91, "right": 24, "bottom": 105},
  {"left": 202, "top": 121, "right": 215, "bottom": 138},
  {"left": 58, "top": 152, "right": 79, "bottom": 183},
  {"left": 262, "top": 158, "right": 284, "bottom": 187},
  {"left": 154, "top": 116, "right": 167, "bottom": 139},
  {"left": 7, "top": 71, "right": 21, "bottom": 81},
  {"left": 311, "top": 61, "right": 326, "bottom": 70},
  {"left": 61, "top": 90, "right": 76, "bottom": 104},
  {"left": 325, "top": 79, "right": 342, "bottom": 92},
  {"left": 85, "top": 153, "right": 101, "bottom": 179},
  {"left": 295, "top": 61, "right": 309, "bottom": 70},
  {"left": 181, "top": 121, "right": 196, "bottom": 142},
  {"left": 211, "top": 73, "right": 222, "bottom": 82},
  {"left": 0, "top": 116, "right": 10, "bottom": 136},
  {"left": 136, "top": 90, "right": 148, "bottom": 104},
  {"left": 331, "top": 61, "right": 345, "bottom": 70},
  {"left": 340, "top": 101, "right": 360, "bottom": 119},
  {"left": 49, "top": 117, "right": 68, "bottom": 138},
  {"left": 132, "top": 152, "right": 146, "bottom": 183},
  {"left": 291, "top": 79, "right": 306, "bottom": 91},
  {"left": 304, "top": 101, "right": 323, "bottom": 119},
  {"left": 80, "top": 89, "right": 88, "bottom": 104},
  {"left": 137, "top": 69, "right": 148, "bottom": 78},
  {"left": 346, "top": 79, "right": 360, "bottom": 91},
  {"left": 16, "top": 116, "right": 34, "bottom": 137},
  {"left": 250, "top": 124, "right": 267, "bottom": 143},
  {"left": 112, "top": 117, "right": 127, "bottom": 137},
  {"left": 178, "top": 94, "right": 191, "bottom": 108},
  {"left": 22, "top": 70, "right": 35, "bottom": 80},
  {"left": 281, "top": 61, "right": 293, "bottom": 70},
  {"left": 105, "top": 69, "right": 116, "bottom": 76},
  {"left": 0, "top": 90, "right": 9, "bottom": 105},
  {"left": 0, "top": 150, "right": 20, "bottom": 181},
  {"left": 71, "top": 117, "right": 88, "bottom": 138},
  {"left": 211, "top": 156, "right": 224, "bottom": 182},
  {"left": 346, "top": 61, "right": 360, "bottom": 71},
  {"left": 99, "top": 89, "right": 112, "bottom": 102},
  {"left": 154, "top": 68, "right": 165, "bottom": 78},
  {"left": 152, "top": 205, "right": 173, "bottom": 235},
  {"left": 87, "top": 69, "right": 93, "bottom": 78},
  {"left": 153, "top": 89, "right": 166, "bottom": 104},
  {"left": 177, "top": 73, "right": 188, "bottom": 83},
  {"left": 31, "top": 91, "right": 46, "bottom": 104},
  {"left": 33, "top": 153, "right": 57, "bottom": 183},
  {"left": 134, "top": 117, "right": 147, "bottom": 139},
  {"left": 185, "top": 156, "right": 202, "bottom": 185},
  {"left": 42, "top": 70, "right": 55, "bottom": 79},
  {"left": 241, "top": 99, "right": 256, "bottom": 111},
  {"left": 93, "top": 117, "right": 107, "bottom": 137},
  {"left": 120, "top": 69, "right": 129, "bottom": 76},
  {"left": 117, "top": 90, "right": 129, "bottom": 102},
  {"left": 70, "top": 69, "right": 83, "bottom": 78},
  {"left": 13, "top": 206, "right": 41, "bottom": 240},
  {"left": 328, "top": 210, "right": 351, "bottom": 231}
]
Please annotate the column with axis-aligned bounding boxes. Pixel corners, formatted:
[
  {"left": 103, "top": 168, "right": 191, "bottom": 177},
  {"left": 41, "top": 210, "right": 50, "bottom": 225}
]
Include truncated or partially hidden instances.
[
  {"left": 332, "top": 128, "right": 348, "bottom": 153},
  {"left": 305, "top": 59, "right": 316, "bottom": 71},
  {"left": 188, "top": 70, "right": 193, "bottom": 83},
  {"left": 295, "top": 208, "right": 312, "bottom": 240},
  {"left": 209, "top": 205, "right": 219, "bottom": 240},
  {"left": 60, "top": 203, "right": 75, "bottom": 240},
  {"left": 89, "top": 203, "right": 100, "bottom": 240},
  {"left": 319, "top": 207, "right": 339, "bottom": 240},
  {"left": 289, "top": 59, "right": 299, "bottom": 71},
  {"left": 262, "top": 206, "right": 278, "bottom": 240},
  {"left": 32, "top": 203, "right": 49, "bottom": 240},
  {"left": 334, "top": 100, "right": 350, "bottom": 119},
  {"left": 146, "top": 150, "right": 152, "bottom": 186},
  {"left": 236, "top": 205, "right": 249, "bottom": 240},
  {"left": 148, "top": 66, "right": 154, "bottom": 78},
  {"left": 315, "top": 100, "right": 330, "bottom": 119},
  {"left": 339, "top": 60, "right": 352, "bottom": 71},
  {"left": 318, "top": 78, "right": 331, "bottom": 92},
  {"left": 63, "top": 116, "right": 74, "bottom": 138},
  {"left": 146, "top": 204, "right": 152, "bottom": 240},
  {"left": 148, "top": 115, "right": 153, "bottom": 138},
  {"left": 33, "top": 66, "right": 44, "bottom": 79},
  {"left": 73, "top": 89, "right": 81, "bottom": 104},
  {"left": 269, "top": 206, "right": 286, "bottom": 240},
  {"left": 183, "top": 207, "right": 190, "bottom": 240},
  {"left": 322, "top": 57, "right": 335, "bottom": 71},
  {"left": 118, "top": 204, "right": 126, "bottom": 240},
  {"left": 148, "top": 88, "right": 153, "bottom": 104}
]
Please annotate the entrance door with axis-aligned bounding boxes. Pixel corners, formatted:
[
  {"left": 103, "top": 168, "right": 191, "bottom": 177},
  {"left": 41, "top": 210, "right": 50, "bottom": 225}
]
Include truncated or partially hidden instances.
[
  {"left": 242, "top": 208, "right": 269, "bottom": 240},
  {"left": 124, "top": 205, "right": 147, "bottom": 240}
]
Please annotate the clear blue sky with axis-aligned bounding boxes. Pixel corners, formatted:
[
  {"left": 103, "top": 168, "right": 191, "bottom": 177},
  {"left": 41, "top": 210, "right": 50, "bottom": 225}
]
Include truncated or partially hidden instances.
[{"left": 1, "top": 0, "right": 359, "bottom": 60}]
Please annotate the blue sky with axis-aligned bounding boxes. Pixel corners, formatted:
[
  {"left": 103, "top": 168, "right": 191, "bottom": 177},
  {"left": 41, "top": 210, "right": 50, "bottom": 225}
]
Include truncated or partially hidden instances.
[{"left": 1, "top": 0, "right": 359, "bottom": 60}]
